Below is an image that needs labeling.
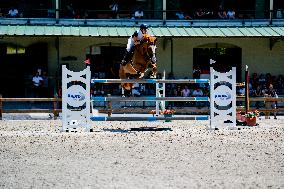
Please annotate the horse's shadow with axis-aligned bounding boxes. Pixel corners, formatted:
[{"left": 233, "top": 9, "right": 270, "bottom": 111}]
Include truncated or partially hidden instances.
[{"left": 102, "top": 127, "right": 172, "bottom": 133}]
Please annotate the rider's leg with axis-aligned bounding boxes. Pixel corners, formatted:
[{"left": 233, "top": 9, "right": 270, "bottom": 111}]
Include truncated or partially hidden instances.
[
  {"left": 121, "top": 50, "right": 132, "bottom": 66},
  {"left": 121, "top": 38, "right": 134, "bottom": 66}
]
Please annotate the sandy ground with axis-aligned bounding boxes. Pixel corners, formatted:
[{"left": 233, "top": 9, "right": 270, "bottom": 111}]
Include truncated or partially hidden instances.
[{"left": 0, "top": 117, "right": 284, "bottom": 189}]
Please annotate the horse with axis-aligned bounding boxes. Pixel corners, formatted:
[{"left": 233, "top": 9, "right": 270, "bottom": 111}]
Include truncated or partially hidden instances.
[{"left": 119, "top": 34, "right": 157, "bottom": 93}]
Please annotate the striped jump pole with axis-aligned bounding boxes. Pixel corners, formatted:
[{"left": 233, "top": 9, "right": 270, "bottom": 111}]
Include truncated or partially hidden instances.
[
  {"left": 91, "top": 96, "right": 209, "bottom": 102},
  {"left": 92, "top": 78, "right": 210, "bottom": 117},
  {"left": 91, "top": 79, "right": 210, "bottom": 84},
  {"left": 91, "top": 116, "right": 209, "bottom": 121}
]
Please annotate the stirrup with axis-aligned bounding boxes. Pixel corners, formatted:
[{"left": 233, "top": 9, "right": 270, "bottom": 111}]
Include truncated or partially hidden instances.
[{"left": 121, "top": 60, "right": 127, "bottom": 66}]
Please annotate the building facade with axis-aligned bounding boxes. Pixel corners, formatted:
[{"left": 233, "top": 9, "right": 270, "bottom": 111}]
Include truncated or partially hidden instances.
[{"left": 0, "top": 0, "right": 284, "bottom": 97}]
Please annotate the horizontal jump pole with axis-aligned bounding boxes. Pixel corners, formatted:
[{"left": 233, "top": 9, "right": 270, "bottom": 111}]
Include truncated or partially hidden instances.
[
  {"left": 91, "top": 79, "right": 210, "bottom": 84},
  {"left": 91, "top": 96, "right": 209, "bottom": 102},
  {"left": 91, "top": 116, "right": 209, "bottom": 121}
]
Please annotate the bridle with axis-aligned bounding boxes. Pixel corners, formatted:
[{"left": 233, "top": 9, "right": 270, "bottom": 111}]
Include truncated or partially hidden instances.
[{"left": 141, "top": 35, "right": 157, "bottom": 64}]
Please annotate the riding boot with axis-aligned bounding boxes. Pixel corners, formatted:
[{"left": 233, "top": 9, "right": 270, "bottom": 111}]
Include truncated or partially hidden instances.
[
  {"left": 121, "top": 51, "right": 130, "bottom": 66},
  {"left": 121, "top": 48, "right": 134, "bottom": 66}
]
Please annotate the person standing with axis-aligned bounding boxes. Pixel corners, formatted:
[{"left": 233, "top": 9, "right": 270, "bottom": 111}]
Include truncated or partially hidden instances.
[
  {"left": 32, "top": 72, "right": 43, "bottom": 97},
  {"left": 109, "top": 2, "right": 118, "bottom": 19},
  {"left": 253, "top": 85, "right": 263, "bottom": 109},
  {"left": 41, "top": 71, "right": 49, "bottom": 97},
  {"left": 192, "top": 86, "right": 204, "bottom": 108},
  {"left": 264, "top": 84, "right": 277, "bottom": 119},
  {"left": 7, "top": 7, "right": 19, "bottom": 18},
  {"left": 134, "top": 8, "right": 144, "bottom": 19}
]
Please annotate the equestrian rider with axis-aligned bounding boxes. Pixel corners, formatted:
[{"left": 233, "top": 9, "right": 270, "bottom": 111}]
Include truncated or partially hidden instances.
[{"left": 121, "top": 24, "right": 149, "bottom": 65}]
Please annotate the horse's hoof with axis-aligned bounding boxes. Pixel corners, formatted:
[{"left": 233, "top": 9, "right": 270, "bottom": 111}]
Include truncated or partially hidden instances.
[
  {"left": 150, "top": 75, "right": 156, "bottom": 79},
  {"left": 139, "top": 73, "right": 144, "bottom": 78}
]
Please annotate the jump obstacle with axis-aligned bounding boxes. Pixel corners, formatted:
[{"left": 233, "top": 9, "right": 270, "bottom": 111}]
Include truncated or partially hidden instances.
[{"left": 62, "top": 65, "right": 236, "bottom": 131}]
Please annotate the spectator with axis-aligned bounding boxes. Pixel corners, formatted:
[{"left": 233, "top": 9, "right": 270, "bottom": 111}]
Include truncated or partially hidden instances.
[
  {"left": 227, "top": 9, "right": 236, "bottom": 19},
  {"left": 47, "top": 9, "right": 55, "bottom": 18},
  {"left": 181, "top": 85, "right": 190, "bottom": 97},
  {"left": 175, "top": 11, "right": 185, "bottom": 19},
  {"left": 32, "top": 72, "right": 43, "bottom": 97},
  {"left": 175, "top": 11, "right": 192, "bottom": 20},
  {"left": 192, "top": 86, "right": 204, "bottom": 96},
  {"left": 253, "top": 85, "right": 264, "bottom": 109},
  {"left": 192, "top": 86, "right": 204, "bottom": 108},
  {"left": 181, "top": 85, "right": 191, "bottom": 107},
  {"left": 66, "top": 3, "right": 75, "bottom": 18},
  {"left": 146, "top": 84, "right": 155, "bottom": 95},
  {"left": 258, "top": 74, "right": 266, "bottom": 87},
  {"left": 276, "top": 75, "right": 284, "bottom": 93},
  {"left": 264, "top": 84, "right": 277, "bottom": 119},
  {"left": 238, "top": 86, "right": 245, "bottom": 96},
  {"left": 41, "top": 71, "right": 49, "bottom": 97},
  {"left": 173, "top": 85, "right": 182, "bottom": 106},
  {"left": 195, "top": 8, "right": 206, "bottom": 19},
  {"left": 109, "top": 2, "right": 118, "bottom": 19},
  {"left": 132, "top": 83, "right": 141, "bottom": 96},
  {"left": 7, "top": 7, "right": 19, "bottom": 18},
  {"left": 134, "top": 8, "right": 144, "bottom": 19},
  {"left": 276, "top": 9, "right": 283, "bottom": 19},
  {"left": 81, "top": 10, "right": 89, "bottom": 19},
  {"left": 217, "top": 5, "right": 227, "bottom": 19},
  {"left": 193, "top": 65, "right": 201, "bottom": 79},
  {"left": 251, "top": 73, "right": 259, "bottom": 90},
  {"left": 0, "top": 8, "right": 4, "bottom": 18},
  {"left": 265, "top": 73, "right": 273, "bottom": 87},
  {"left": 91, "top": 84, "right": 105, "bottom": 96}
]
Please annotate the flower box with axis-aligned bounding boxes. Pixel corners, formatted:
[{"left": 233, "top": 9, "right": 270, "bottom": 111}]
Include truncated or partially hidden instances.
[
  {"left": 236, "top": 112, "right": 246, "bottom": 122},
  {"left": 150, "top": 109, "right": 175, "bottom": 115},
  {"left": 245, "top": 117, "right": 257, "bottom": 126},
  {"left": 237, "top": 110, "right": 258, "bottom": 126}
]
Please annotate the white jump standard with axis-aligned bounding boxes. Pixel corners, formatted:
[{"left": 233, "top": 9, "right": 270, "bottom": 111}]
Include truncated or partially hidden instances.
[{"left": 62, "top": 65, "right": 91, "bottom": 132}]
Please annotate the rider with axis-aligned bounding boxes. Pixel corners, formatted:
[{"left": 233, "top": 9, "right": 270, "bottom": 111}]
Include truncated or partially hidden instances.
[{"left": 121, "top": 24, "right": 149, "bottom": 66}]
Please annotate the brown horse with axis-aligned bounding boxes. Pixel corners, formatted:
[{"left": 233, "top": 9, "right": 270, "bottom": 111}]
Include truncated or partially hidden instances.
[{"left": 119, "top": 34, "right": 157, "bottom": 91}]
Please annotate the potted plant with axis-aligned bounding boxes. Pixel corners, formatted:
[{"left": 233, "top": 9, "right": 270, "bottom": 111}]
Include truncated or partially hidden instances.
[
  {"left": 150, "top": 109, "right": 175, "bottom": 119},
  {"left": 162, "top": 109, "right": 176, "bottom": 117},
  {"left": 244, "top": 110, "right": 259, "bottom": 126}
]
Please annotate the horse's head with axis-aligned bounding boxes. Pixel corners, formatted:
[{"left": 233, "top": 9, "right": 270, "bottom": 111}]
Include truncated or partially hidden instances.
[{"left": 142, "top": 34, "right": 157, "bottom": 64}]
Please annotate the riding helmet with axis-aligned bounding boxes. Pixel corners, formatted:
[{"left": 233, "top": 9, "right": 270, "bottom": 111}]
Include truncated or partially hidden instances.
[{"left": 140, "top": 24, "right": 148, "bottom": 30}]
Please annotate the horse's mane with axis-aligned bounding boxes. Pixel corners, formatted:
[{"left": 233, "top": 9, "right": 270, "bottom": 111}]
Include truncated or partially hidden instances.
[{"left": 142, "top": 34, "right": 157, "bottom": 44}]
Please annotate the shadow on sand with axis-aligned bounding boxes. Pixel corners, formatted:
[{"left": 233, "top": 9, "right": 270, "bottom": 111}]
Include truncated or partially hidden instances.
[{"left": 102, "top": 127, "right": 172, "bottom": 133}]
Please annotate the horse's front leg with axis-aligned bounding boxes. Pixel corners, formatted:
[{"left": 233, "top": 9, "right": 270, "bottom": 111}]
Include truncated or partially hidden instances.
[{"left": 149, "top": 63, "right": 157, "bottom": 78}]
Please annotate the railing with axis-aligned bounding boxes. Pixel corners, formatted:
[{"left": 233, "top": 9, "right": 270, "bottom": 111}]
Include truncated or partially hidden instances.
[
  {"left": 0, "top": 95, "right": 61, "bottom": 120},
  {"left": 1, "top": 95, "right": 284, "bottom": 120},
  {"left": 1, "top": 8, "right": 283, "bottom": 20}
]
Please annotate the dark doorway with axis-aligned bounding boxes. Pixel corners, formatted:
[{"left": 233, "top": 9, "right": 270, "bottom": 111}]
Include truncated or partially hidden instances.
[
  {"left": 86, "top": 45, "right": 125, "bottom": 96},
  {"left": 193, "top": 47, "right": 242, "bottom": 82},
  {"left": 0, "top": 49, "right": 26, "bottom": 97},
  {"left": 0, "top": 43, "right": 48, "bottom": 97},
  {"left": 86, "top": 46, "right": 124, "bottom": 79},
  {"left": 25, "top": 43, "right": 48, "bottom": 97}
]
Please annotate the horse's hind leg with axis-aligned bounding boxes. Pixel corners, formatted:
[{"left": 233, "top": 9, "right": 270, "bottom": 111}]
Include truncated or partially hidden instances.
[{"left": 119, "top": 65, "right": 132, "bottom": 93}]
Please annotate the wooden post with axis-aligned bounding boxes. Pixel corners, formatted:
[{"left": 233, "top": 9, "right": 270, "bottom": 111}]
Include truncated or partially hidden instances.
[
  {"left": 245, "top": 65, "right": 250, "bottom": 114},
  {"left": 0, "top": 94, "right": 2, "bottom": 120},
  {"left": 107, "top": 94, "right": 112, "bottom": 117},
  {"left": 53, "top": 95, "right": 58, "bottom": 120}
]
